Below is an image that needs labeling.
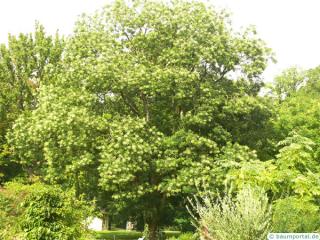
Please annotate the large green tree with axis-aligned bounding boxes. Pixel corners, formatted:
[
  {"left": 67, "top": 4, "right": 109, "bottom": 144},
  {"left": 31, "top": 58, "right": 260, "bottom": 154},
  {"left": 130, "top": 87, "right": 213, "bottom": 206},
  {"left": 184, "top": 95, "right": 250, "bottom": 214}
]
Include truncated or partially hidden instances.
[{"left": 9, "top": 0, "right": 274, "bottom": 238}]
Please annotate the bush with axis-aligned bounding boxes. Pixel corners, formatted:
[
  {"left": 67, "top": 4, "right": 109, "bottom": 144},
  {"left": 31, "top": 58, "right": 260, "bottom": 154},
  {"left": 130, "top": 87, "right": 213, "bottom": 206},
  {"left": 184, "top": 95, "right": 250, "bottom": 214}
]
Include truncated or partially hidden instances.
[
  {"left": 0, "top": 182, "right": 93, "bottom": 240},
  {"left": 189, "top": 186, "right": 272, "bottom": 240},
  {"left": 272, "top": 196, "right": 320, "bottom": 232},
  {"left": 0, "top": 182, "right": 32, "bottom": 239}
]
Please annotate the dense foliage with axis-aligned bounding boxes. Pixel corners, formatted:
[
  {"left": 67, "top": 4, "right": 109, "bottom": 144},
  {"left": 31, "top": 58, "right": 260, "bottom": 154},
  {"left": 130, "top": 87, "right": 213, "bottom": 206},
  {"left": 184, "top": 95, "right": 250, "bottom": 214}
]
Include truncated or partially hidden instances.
[
  {"left": 272, "top": 196, "right": 320, "bottom": 233},
  {"left": 0, "top": 182, "right": 92, "bottom": 240},
  {"left": 1, "top": 0, "right": 320, "bottom": 239},
  {"left": 0, "top": 23, "right": 64, "bottom": 183}
]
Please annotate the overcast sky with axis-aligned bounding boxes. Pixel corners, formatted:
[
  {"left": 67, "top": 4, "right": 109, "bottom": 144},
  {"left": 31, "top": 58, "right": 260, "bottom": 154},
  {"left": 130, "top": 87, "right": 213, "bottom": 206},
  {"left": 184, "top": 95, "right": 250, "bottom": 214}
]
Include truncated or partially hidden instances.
[{"left": 0, "top": 0, "right": 319, "bottom": 82}]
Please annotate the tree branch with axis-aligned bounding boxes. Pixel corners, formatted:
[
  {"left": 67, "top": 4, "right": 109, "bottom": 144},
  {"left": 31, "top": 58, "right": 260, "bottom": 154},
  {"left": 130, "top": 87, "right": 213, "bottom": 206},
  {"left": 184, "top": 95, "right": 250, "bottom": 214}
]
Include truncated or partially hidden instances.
[{"left": 119, "top": 91, "right": 140, "bottom": 116}]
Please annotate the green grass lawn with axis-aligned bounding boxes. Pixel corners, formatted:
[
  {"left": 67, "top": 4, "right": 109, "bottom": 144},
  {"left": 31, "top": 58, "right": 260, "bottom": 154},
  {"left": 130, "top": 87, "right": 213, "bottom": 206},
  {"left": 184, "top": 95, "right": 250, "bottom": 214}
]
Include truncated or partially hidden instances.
[{"left": 94, "top": 230, "right": 181, "bottom": 240}]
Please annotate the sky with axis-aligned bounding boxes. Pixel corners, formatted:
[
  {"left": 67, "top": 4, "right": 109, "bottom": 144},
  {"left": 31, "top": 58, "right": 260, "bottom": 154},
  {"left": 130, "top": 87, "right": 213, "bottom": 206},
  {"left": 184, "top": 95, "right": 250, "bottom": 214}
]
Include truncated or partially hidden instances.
[{"left": 0, "top": 0, "right": 319, "bottom": 82}]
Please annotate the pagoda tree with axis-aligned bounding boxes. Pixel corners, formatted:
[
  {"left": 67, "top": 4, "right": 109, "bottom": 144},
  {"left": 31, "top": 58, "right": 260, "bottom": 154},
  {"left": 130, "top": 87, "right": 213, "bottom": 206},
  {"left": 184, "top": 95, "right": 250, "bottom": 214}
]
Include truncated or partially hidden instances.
[{"left": 9, "top": 0, "right": 274, "bottom": 238}]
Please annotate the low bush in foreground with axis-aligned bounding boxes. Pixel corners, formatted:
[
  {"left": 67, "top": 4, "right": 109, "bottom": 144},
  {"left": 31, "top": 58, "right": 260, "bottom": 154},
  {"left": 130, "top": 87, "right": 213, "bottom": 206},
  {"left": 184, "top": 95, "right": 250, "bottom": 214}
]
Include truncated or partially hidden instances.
[
  {"left": 0, "top": 181, "right": 93, "bottom": 240},
  {"left": 189, "top": 186, "right": 272, "bottom": 240},
  {"left": 272, "top": 196, "right": 320, "bottom": 233}
]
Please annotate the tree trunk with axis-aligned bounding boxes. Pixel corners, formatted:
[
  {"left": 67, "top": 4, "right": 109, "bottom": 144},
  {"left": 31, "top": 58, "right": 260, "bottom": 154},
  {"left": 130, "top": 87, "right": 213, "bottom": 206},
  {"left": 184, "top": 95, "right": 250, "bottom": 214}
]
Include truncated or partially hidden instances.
[
  {"left": 74, "top": 173, "right": 80, "bottom": 198},
  {"left": 102, "top": 212, "right": 109, "bottom": 230},
  {"left": 144, "top": 194, "right": 166, "bottom": 240},
  {"left": 147, "top": 221, "right": 159, "bottom": 240}
]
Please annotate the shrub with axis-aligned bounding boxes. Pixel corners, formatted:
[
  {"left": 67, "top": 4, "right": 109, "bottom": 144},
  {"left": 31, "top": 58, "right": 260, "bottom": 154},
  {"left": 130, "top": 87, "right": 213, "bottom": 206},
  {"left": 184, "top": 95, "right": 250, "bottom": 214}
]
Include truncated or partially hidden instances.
[
  {"left": 0, "top": 182, "right": 32, "bottom": 239},
  {"left": 0, "top": 182, "right": 93, "bottom": 240},
  {"left": 189, "top": 186, "right": 272, "bottom": 240},
  {"left": 272, "top": 196, "right": 320, "bottom": 232}
]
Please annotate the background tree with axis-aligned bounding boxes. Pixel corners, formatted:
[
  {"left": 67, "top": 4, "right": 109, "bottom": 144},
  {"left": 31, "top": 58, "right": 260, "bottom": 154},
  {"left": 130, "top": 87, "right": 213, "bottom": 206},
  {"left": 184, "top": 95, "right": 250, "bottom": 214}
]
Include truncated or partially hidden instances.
[
  {"left": 273, "top": 67, "right": 306, "bottom": 100},
  {"left": 0, "top": 24, "right": 64, "bottom": 183},
  {"left": 229, "top": 132, "right": 320, "bottom": 199},
  {"left": 273, "top": 66, "right": 320, "bottom": 145}
]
